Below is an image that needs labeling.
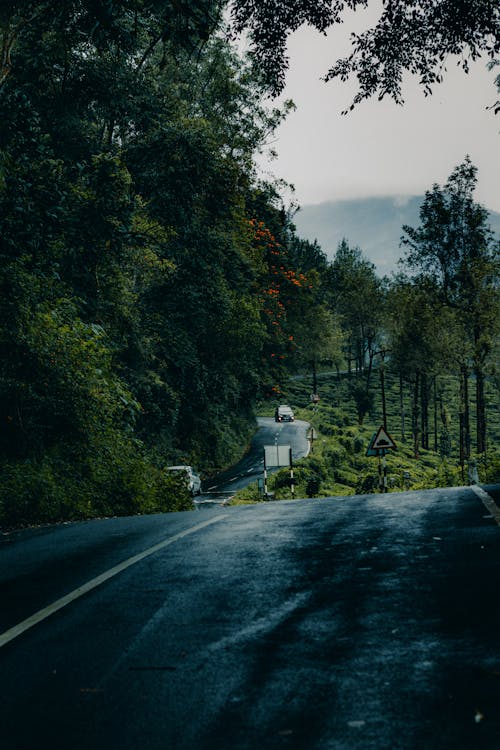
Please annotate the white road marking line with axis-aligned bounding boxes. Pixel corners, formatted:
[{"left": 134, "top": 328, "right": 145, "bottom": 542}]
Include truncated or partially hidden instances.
[
  {"left": 470, "top": 485, "right": 500, "bottom": 527},
  {"left": 0, "top": 515, "right": 226, "bottom": 649}
]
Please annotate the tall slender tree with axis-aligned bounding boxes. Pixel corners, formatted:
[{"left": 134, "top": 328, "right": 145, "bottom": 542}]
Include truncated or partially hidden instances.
[{"left": 401, "top": 158, "right": 500, "bottom": 456}]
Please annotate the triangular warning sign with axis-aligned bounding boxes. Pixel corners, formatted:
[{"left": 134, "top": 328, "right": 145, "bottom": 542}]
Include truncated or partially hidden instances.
[{"left": 371, "top": 425, "right": 397, "bottom": 451}]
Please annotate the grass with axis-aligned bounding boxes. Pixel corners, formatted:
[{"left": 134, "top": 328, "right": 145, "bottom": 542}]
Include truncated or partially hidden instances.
[{"left": 230, "top": 369, "right": 500, "bottom": 504}]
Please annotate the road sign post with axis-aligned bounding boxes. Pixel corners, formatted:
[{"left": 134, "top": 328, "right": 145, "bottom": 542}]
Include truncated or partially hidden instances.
[
  {"left": 366, "top": 425, "right": 397, "bottom": 493},
  {"left": 263, "top": 445, "right": 293, "bottom": 499},
  {"left": 307, "top": 427, "right": 317, "bottom": 452}
]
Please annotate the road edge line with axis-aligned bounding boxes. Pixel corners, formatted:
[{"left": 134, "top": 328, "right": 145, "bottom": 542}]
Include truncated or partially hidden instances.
[
  {"left": 0, "top": 514, "right": 226, "bottom": 649},
  {"left": 470, "top": 485, "right": 500, "bottom": 527}
]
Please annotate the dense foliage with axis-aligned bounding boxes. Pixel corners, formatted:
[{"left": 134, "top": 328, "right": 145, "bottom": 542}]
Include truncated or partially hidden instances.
[
  {"left": 0, "top": 0, "right": 318, "bottom": 526},
  {"left": 399, "top": 158, "right": 500, "bottom": 459},
  {"left": 0, "top": 3, "right": 498, "bottom": 527}
]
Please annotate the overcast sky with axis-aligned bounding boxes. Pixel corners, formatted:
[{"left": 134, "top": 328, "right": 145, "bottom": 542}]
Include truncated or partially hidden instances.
[{"left": 254, "top": 5, "right": 500, "bottom": 213}]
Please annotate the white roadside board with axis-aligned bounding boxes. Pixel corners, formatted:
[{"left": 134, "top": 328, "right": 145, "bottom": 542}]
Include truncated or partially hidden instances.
[{"left": 264, "top": 445, "right": 292, "bottom": 468}]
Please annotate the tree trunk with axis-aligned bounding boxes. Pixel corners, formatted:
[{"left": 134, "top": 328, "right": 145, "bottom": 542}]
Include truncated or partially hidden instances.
[
  {"left": 475, "top": 366, "right": 487, "bottom": 454},
  {"left": 366, "top": 349, "right": 374, "bottom": 389},
  {"left": 380, "top": 360, "right": 387, "bottom": 430},
  {"left": 412, "top": 372, "right": 420, "bottom": 459},
  {"left": 312, "top": 360, "right": 317, "bottom": 395},
  {"left": 459, "top": 366, "right": 471, "bottom": 481},
  {"left": 399, "top": 372, "right": 405, "bottom": 443},
  {"left": 433, "top": 377, "right": 438, "bottom": 452},
  {"left": 356, "top": 339, "right": 362, "bottom": 376},
  {"left": 459, "top": 406, "right": 465, "bottom": 482},
  {"left": 421, "top": 372, "right": 429, "bottom": 450},
  {"left": 463, "top": 367, "right": 471, "bottom": 461}
]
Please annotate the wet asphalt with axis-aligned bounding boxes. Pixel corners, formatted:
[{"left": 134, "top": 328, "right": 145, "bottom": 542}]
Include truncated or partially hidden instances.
[
  {"left": 1, "top": 484, "right": 499, "bottom": 750},
  {"left": 196, "top": 417, "right": 310, "bottom": 505}
]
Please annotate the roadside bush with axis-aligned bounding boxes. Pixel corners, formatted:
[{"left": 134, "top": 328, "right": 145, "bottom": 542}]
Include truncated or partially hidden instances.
[
  {"left": 0, "top": 455, "right": 92, "bottom": 528},
  {"left": 322, "top": 482, "right": 355, "bottom": 497},
  {"left": 306, "top": 456, "right": 327, "bottom": 479},
  {"left": 316, "top": 422, "right": 336, "bottom": 436},
  {"left": 356, "top": 473, "right": 379, "bottom": 495},
  {"left": 434, "top": 460, "right": 461, "bottom": 488},
  {"left": 154, "top": 470, "right": 193, "bottom": 513},
  {"left": 339, "top": 435, "right": 355, "bottom": 453},
  {"left": 272, "top": 467, "right": 295, "bottom": 490},
  {"left": 478, "top": 450, "right": 500, "bottom": 483},
  {"left": 305, "top": 473, "right": 321, "bottom": 497},
  {"left": 324, "top": 446, "right": 347, "bottom": 469},
  {"left": 353, "top": 435, "right": 365, "bottom": 454},
  {"left": 0, "top": 432, "right": 193, "bottom": 530},
  {"left": 84, "top": 431, "right": 193, "bottom": 516},
  {"left": 335, "top": 467, "right": 360, "bottom": 486}
]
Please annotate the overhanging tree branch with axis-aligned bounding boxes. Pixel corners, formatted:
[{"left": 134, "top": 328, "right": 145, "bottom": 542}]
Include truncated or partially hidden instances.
[{"left": 229, "top": 0, "right": 500, "bottom": 108}]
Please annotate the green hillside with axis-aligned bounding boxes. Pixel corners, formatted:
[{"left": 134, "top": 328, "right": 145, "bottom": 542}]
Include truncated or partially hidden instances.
[{"left": 233, "top": 370, "right": 500, "bottom": 504}]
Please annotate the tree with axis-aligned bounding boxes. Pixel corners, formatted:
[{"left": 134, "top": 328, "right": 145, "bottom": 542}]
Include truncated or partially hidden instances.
[
  {"left": 0, "top": 1, "right": 222, "bottom": 89},
  {"left": 284, "top": 234, "right": 343, "bottom": 391},
  {"left": 489, "top": 58, "right": 500, "bottom": 114},
  {"left": 294, "top": 305, "right": 344, "bottom": 394},
  {"left": 325, "top": 240, "right": 384, "bottom": 425},
  {"left": 120, "top": 37, "right": 296, "bottom": 464},
  {"left": 230, "top": 0, "right": 500, "bottom": 107},
  {"left": 327, "top": 240, "right": 383, "bottom": 380},
  {"left": 0, "top": 0, "right": 303, "bottom": 524},
  {"left": 386, "top": 277, "right": 457, "bottom": 457},
  {"left": 401, "top": 158, "right": 500, "bottom": 456}
]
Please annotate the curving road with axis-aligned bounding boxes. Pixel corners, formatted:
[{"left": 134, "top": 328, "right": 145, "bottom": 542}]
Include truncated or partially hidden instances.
[
  {"left": 197, "top": 417, "right": 310, "bottom": 505},
  {"left": 1, "top": 484, "right": 499, "bottom": 749}
]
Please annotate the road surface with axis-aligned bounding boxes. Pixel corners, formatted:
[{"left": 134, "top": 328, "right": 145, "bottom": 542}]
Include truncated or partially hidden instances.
[
  {"left": 197, "top": 416, "right": 310, "bottom": 505},
  {"left": 1, "top": 484, "right": 499, "bottom": 749}
]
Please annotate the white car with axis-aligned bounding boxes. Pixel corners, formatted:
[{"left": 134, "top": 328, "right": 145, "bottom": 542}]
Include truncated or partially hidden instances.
[
  {"left": 165, "top": 465, "right": 202, "bottom": 496},
  {"left": 275, "top": 405, "right": 295, "bottom": 422}
]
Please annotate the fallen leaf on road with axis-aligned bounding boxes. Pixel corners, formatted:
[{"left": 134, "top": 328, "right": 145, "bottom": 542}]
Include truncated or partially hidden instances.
[
  {"left": 348, "top": 721, "right": 366, "bottom": 728},
  {"left": 474, "top": 710, "right": 484, "bottom": 724}
]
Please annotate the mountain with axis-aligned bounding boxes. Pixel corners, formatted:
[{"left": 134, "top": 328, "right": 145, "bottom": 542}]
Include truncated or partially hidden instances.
[{"left": 293, "top": 196, "right": 500, "bottom": 276}]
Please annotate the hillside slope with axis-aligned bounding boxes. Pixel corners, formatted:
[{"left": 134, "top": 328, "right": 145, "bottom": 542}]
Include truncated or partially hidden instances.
[{"left": 293, "top": 196, "right": 500, "bottom": 275}]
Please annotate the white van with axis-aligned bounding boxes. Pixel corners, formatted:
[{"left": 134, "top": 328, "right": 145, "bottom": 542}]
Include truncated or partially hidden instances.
[{"left": 165, "top": 465, "right": 202, "bottom": 496}]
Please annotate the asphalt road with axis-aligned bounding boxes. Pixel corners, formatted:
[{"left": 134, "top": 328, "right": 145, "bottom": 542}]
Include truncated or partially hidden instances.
[
  {"left": 197, "top": 416, "right": 310, "bottom": 505},
  {"left": 1, "top": 484, "right": 500, "bottom": 750}
]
